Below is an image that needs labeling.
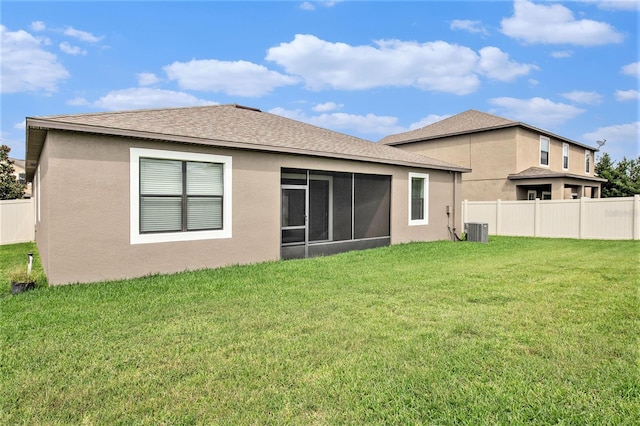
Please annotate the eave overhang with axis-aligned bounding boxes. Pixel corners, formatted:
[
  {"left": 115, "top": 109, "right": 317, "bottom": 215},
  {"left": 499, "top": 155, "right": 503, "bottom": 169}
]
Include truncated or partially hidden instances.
[{"left": 25, "top": 117, "right": 470, "bottom": 181}]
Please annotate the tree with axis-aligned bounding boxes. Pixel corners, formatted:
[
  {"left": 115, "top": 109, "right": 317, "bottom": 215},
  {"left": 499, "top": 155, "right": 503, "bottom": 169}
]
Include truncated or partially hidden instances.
[
  {"left": 0, "top": 145, "right": 26, "bottom": 200},
  {"left": 595, "top": 152, "right": 640, "bottom": 197}
]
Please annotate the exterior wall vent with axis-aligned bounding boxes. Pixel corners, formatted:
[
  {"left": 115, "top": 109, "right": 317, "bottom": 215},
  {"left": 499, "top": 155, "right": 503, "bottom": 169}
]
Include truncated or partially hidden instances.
[{"left": 465, "top": 222, "right": 488, "bottom": 243}]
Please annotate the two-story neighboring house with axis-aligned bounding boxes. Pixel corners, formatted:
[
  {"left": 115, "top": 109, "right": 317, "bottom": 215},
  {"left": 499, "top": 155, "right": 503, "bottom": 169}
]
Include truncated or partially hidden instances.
[
  {"left": 9, "top": 157, "right": 31, "bottom": 198},
  {"left": 380, "top": 110, "right": 606, "bottom": 201}
]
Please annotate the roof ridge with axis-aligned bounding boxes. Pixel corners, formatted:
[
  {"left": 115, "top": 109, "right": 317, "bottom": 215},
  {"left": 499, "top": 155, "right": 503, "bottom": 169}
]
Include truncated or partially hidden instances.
[
  {"left": 31, "top": 103, "right": 234, "bottom": 120},
  {"left": 380, "top": 109, "right": 518, "bottom": 145},
  {"left": 26, "top": 104, "right": 471, "bottom": 173}
]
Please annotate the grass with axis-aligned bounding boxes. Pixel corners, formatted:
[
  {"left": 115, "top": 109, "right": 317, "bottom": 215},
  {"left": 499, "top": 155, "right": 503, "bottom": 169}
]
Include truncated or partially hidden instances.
[{"left": 1, "top": 237, "right": 638, "bottom": 424}]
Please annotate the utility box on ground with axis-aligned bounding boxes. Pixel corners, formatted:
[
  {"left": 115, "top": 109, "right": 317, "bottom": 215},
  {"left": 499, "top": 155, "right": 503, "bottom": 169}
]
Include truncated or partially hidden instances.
[{"left": 465, "top": 222, "right": 488, "bottom": 243}]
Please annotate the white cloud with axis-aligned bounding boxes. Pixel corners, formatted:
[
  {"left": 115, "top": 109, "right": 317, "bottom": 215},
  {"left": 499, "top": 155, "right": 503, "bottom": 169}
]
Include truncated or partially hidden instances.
[
  {"left": 30, "top": 21, "right": 46, "bottom": 32},
  {"left": 501, "top": 0, "right": 624, "bottom": 46},
  {"left": 312, "top": 102, "right": 343, "bottom": 112},
  {"left": 319, "top": 1, "right": 342, "bottom": 7},
  {"left": 551, "top": 50, "right": 573, "bottom": 58},
  {"left": 63, "top": 26, "right": 102, "bottom": 43},
  {"left": 621, "top": 62, "right": 639, "bottom": 78},
  {"left": 583, "top": 122, "right": 640, "bottom": 160},
  {"left": 615, "top": 89, "right": 640, "bottom": 101},
  {"left": 59, "top": 41, "right": 87, "bottom": 55},
  {"left": 0, "top": 25, "right": 69, "bottom": 94},
  {"left": 269, "top": 107, "right": 403, "bottom": 136},
  {"left": 586, "top": 0, "right": 640, "bottom": 11},
  {"left": 450, "top": 20, "right": 489, "bottom": 35},
  {"left": 476, "top": 46, "right": 538, "bottom": 82},
  {"left": 268, "top": 35, "right": 488, "bottom": 95},
  {"left": 489, "top": 97, "right": 585, "bottom": 127},
  {"left": 164, "top": 59, "right": 299, "bottom": 97},
  {"left": 266, "top": 35, "right": 535, "bottom": 95},
  {"left": 408, "top": 114, "right": 452, "bottom": 130},
  {"left": 300, "top": 2, "right": 315, "bottom": 11},
  {"left": 67, "top": 97, "right": 90, "bottom": 106},
  {"left": 93, "top": 87, "right": 217, "bottom": 111},
  {"left": 560, "top": 90, "right": 603, "bottom": 105},
  {"left": 14, "top": 120, "right": 26, "bottom": 130},
  {"left": 137, "top": 72, "right": 160, "bottom": 86}
]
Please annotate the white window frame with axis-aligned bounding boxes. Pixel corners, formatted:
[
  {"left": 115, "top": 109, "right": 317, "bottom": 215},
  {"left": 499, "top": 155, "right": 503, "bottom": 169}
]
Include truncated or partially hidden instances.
[
  {"left": 562, "top": 143, "right": 569, "bottom": 170},
  {"left": 585, "top": 150, "right": 591, "bottom": 174},
  {"left": 408, "top": 172, "right": 429, "bottom": 226},
  {"left": 540, "top": 136, "right": 550, "bottom": 167},
  {"left": 130, "top": 148, "right": 232, "bottom": 244}
]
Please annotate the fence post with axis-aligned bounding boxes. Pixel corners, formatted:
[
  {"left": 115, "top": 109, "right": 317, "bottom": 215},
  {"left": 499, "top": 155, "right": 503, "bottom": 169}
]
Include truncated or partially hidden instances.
[
  {"left": 495, "top": 199, "right": 502, "bottom": 235},
  {"left": 579, "top": 197, "right": 586, "bottom": 240},
  {"left": 534, "top": 198, "right": 540, "bottom": 237},
  {"left": 634, "top": 194, "right": 640, "bottom": 241},
  {"left": 462, "top": 199, "right": 468, "bottom": 228}
]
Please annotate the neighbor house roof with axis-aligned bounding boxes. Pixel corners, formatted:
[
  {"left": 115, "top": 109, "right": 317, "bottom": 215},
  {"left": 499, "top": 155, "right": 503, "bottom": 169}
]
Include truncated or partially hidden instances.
[
  {"left": 25, "top": 104, "right": 469, "bottom": 179},
  {"left": 379, "top": 109, "right": 598, "bottom": 151},
  {"left": 508, "top": 166, "right": 607, "bottom": 182},
  {"left": 9, "top": 158, "right": 25, "bottom": 170}
]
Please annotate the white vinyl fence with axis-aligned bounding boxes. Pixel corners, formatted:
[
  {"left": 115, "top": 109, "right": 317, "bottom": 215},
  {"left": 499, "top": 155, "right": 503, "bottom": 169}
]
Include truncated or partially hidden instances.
[
  {"left": 0, "top": 198, "right": 35, "bottom": 245},
  {"left": 462, "top": 195, "right": 640, "bottom": 240}
]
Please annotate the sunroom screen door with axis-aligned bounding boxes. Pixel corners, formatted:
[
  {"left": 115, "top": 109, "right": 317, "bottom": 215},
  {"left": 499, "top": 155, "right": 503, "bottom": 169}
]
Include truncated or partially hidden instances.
[{"left": 281, "top": 187, "right": 307, "bottom": 256}]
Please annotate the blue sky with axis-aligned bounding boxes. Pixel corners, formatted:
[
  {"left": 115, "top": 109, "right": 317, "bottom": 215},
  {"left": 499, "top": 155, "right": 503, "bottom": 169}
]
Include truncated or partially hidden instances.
[{"left": 1, "top": 0, "right": 638, "bottom": 163}]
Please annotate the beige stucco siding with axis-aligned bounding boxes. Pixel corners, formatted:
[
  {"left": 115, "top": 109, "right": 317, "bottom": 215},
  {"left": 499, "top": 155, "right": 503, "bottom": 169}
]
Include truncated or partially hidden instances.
[
  {"left": 395, "top": 128, "right": 518, "bottom": 200},
  {"left": 516, "top": 128, "right": 595, "bottom": 176},
  {"left": 37, "top": 131, "right": 460, "bottom": 285}
]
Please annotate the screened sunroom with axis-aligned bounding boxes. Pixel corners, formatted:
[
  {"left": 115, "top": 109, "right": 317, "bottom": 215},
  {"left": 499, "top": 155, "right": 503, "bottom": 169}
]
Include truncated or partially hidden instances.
[{"left": 281, "top": 168, "right": 391, "bottom": 259}]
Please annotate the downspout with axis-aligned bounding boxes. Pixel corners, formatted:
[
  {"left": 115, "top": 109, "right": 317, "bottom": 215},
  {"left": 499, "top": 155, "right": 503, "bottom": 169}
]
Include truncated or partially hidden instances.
[{"left": 449, "top": 171, "right": 464, "bottom": 241}]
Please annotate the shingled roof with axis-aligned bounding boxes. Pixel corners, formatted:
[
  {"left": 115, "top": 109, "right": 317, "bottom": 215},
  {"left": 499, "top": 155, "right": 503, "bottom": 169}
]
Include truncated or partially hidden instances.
[
  {"left": 379, "top": 109, "right": 596, "bottom": 150},
  {"left": 25, "top": 104, "right": 469, "bottom": 179},
  {"left": 508, "top": 167, "right": 607, "bottom": 182}
]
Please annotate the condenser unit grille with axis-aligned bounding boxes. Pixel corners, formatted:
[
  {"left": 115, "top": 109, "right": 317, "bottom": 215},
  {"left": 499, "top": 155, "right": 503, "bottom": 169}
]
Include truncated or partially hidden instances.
[{"left": 465, "top": 222, "right": 488, "bottom": 243}]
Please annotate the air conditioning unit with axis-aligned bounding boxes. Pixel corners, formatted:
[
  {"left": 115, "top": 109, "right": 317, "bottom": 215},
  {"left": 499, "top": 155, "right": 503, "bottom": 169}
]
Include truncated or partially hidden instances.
[{"left": 465, "top": 222, "right": 488, "bottom": 243}]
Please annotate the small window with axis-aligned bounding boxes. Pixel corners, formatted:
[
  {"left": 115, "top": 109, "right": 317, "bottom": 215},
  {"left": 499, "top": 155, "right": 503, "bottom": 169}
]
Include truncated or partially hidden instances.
[
  {"left": 409, "top": 172, "right": 429, "bottom": 226},
  {"left": 562, "top": 143, "right": 569, "bottom": 170},
  {"left": 527, "top": 190, "right": 537, "bottom": 200},
  {"left": 18, "top": 172, "right": 26, "bottom": 184},
  {"left": 542, "top": 191, "right": 552, "bottom": 200},
  {"left": 540, "top": 136, "right": 550, "bottom": 166},
  {"left": 585, "top": 151, "right": 591, "bottom": 174},
  {"left": 130, "top": 148, "right": 232, "bottom": 244}
]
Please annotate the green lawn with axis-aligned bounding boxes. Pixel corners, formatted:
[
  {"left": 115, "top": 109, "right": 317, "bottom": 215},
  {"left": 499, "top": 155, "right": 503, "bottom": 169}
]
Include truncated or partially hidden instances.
[{"left": 1, "top": 237, "right": 638, "bottom": 424}]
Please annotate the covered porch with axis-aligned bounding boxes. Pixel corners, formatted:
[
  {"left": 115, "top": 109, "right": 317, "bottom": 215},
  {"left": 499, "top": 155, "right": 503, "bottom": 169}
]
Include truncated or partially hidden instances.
[{"left": 508, "top": 167, "right": 606, "bottom": 200}]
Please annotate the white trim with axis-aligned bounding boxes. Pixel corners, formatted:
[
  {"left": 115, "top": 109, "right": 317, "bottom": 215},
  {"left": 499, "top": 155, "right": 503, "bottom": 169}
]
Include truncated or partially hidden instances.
[
  {"left": 408, "top": 172, "right": 429, "bottom": 226},
  {"left": 130, "top": 147, "right": 232, "bottom": 244}
]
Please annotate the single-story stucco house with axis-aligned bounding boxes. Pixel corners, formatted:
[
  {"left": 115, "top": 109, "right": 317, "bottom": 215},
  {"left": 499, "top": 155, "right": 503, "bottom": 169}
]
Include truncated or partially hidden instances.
[{"left": 25, "top": 104, "right": 469, "bottom": 285}]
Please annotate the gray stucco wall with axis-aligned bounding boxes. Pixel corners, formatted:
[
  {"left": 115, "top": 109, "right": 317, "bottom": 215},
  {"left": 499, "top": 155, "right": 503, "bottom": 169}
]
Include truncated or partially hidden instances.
[{"left": 36, "top": 130, "right": 461, "bottom": 285}]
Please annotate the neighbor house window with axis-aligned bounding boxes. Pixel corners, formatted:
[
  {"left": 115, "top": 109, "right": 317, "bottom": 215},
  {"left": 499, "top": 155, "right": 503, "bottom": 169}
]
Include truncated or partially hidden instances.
[
  {"left": 562, "top": 143, "right": 569, "bottom": 170},
  {"left": 585, "top": 151, "right": 591, "bottom": 174},
  {"left": 130, "top": 148, "right": 232, "bottom": 244},
  {"left": 409, "top": 172, "right": 429, "bottom": 226},
  {"left": 18, "top": 172, "right": 26, "bottom": 184},
  {"left": 540, "top": 136, "right": 550, "bottom": 166}
]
